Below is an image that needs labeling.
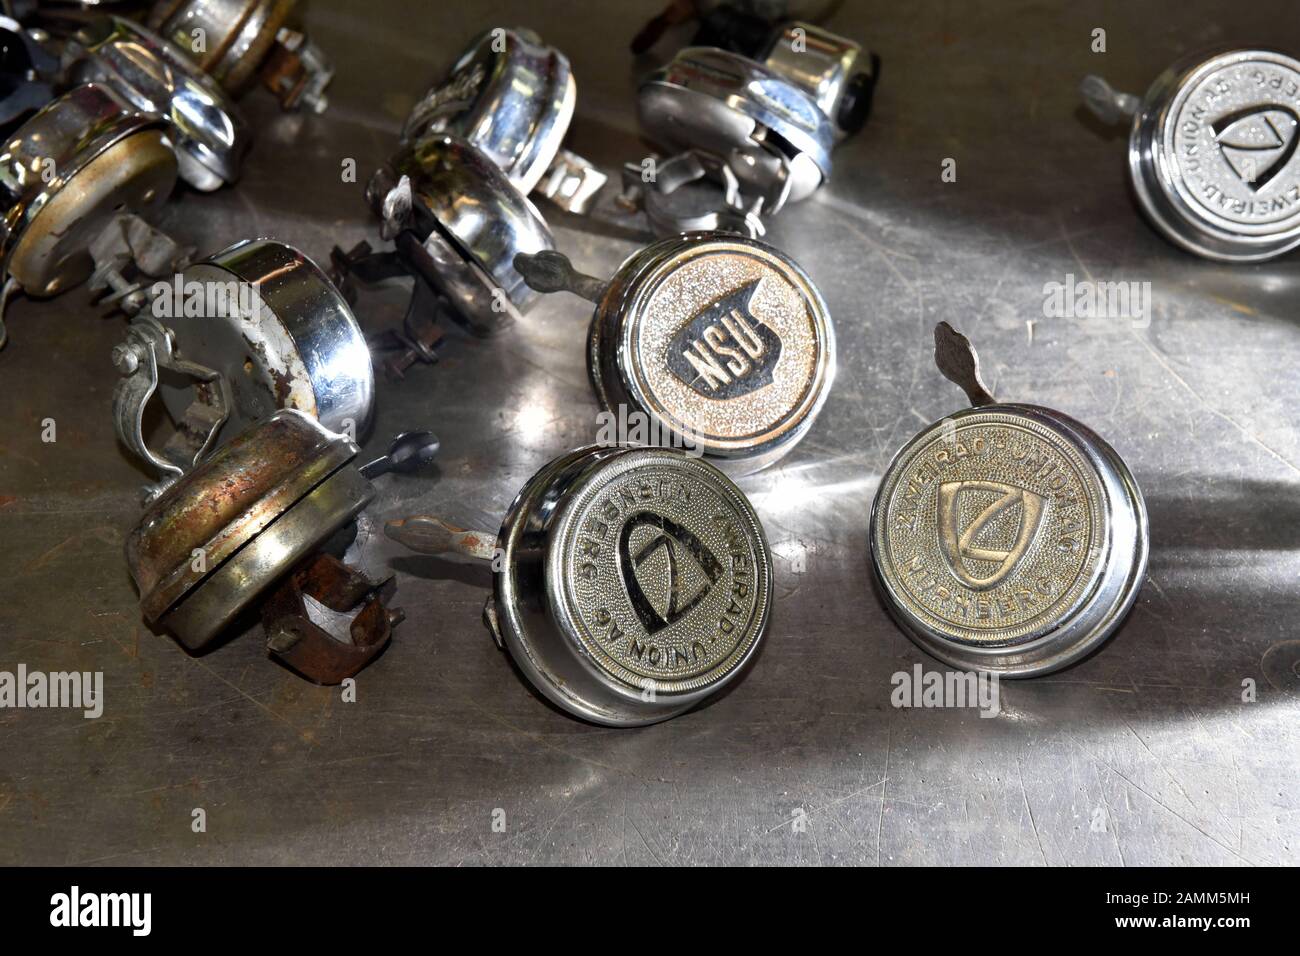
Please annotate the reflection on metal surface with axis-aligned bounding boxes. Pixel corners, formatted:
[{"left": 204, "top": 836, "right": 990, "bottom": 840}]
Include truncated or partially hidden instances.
[
  {"left": 65, "top": 15, "right": 251, "bottom": 190},
  {"left": 401, "top": 27, "right": 602, "bottom": 212}
]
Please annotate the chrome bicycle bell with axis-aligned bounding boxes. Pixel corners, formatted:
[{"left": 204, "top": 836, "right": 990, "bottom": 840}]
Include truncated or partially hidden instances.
[
  {"left": 332, "top": 133, "right": 555, "bottom": 372},
  {"left": 111, "top": 238, "right": 374, "bottom": 501},
  {"left": 631, "top": 22, "right": 871, "bottom": 234},
  {"left": 869, "top": 323, "right": 1148, "bottom": 677},
  {"left": 1083, "top": 48, "right": 1300, "bottom": 262},
  {"left": 125, "top": 409, "right": 405, "bottom": 684},
  {"left": 63, "top": 15, "right": 251, "bottom": 191},
  {"left": 146, "top": 0, "right": 333, "bottom": 112},
  {"left": 400, "top": 27, "right": 604, "bottom": 214},
  {"left": 386, "top": 445, "right": 773, "bottom": 726},
  {"left": 516, "top": 232, "right": 836, "bottom": 473}
]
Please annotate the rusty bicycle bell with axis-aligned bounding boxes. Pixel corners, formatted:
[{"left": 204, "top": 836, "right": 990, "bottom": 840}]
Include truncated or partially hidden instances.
[
  {"left": 146, "top": 0, "right": 334, "bottom": 112},
  {"left": 124, "top": 409, "right": 438, "bottom": 684},
  {"left": 0, "top": 81, "right": 182, "bottom": 348}
]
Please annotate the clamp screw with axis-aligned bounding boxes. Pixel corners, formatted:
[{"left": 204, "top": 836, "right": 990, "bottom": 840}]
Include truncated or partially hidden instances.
[{"left": 112, "top": 343, "right": 140, "bottom": 375}]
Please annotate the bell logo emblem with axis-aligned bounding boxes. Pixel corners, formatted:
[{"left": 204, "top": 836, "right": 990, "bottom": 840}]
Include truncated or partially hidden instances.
[
  {"left": 937, "top": 481, "right": 1046, "bottom": 590},
  {"left": 618, "top": 513, "right": 723, "bottom": 633},
  {"left": 1213, "top": 105, "right": 1299, "bottom": 191}
]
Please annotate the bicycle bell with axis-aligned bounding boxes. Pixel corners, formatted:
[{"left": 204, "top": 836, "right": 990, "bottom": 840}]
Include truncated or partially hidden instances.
[
  {"left": 332, "top": 132, "right": 555, "bottom": 373},
  {"left": 63, "top": 15, "right": 251, "bottom": 191},
  {"left": 146, "top": 0, "right": 333, "bottom": 112},
  {"left": 385, "top": 445, "right": 773, "bottom": 726},
  {"left": 400, "top": 27, "right": 604, "bottom": 214},
  {"left": 1083, "top": 48, "right": 1300, "bottom": 262},
  {"left": 632, "top": 22, "right": 871, "bottom": 233},
  {"left": 111, "top": 238, "right": 374, "bottom": 501},
  {"left": 515, "top": 232, "right": 836, "bottom": 473},
  {"left": 0, "top": 82, "right": 177, "bottom": 301},
  {"left": 869, "top": 323, "right": 1149, "bottom": 677},
  {"left": 125, "top": 409, "right": 408, "bottom": 684}
]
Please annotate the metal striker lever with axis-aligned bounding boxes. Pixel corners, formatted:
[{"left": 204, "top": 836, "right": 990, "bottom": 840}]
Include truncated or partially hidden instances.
[
  {"left": 383, "top": 516, "right": 497, "bottom": 563},
  {"left": 1079, "top": 75, "right": 1139, "bottom": 125},
  {"left": 513, "top": 250, "right": 610, "bottom": 303},
  {"left": 359, "top": 431, "right": 442, "bottom": 479},
  {"left": 382, "top": 514, "right": 502, "bottom": 651},
  {"left": 933, "top": 321, "right": 996, "bottom": 407}
]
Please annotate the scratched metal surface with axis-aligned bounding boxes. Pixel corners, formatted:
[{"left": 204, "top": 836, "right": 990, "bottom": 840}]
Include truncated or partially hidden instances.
[{"left": 0, "top": 0, "right": 1296, "bottom": 866}]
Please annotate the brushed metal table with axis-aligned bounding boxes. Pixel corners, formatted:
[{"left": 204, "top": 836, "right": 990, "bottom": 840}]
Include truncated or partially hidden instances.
[{"left": 0, "top": 0, "right": 1295, "bottom": 866}]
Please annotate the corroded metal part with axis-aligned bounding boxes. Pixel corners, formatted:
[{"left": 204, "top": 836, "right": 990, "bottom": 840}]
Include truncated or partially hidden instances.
[
  {"left": 147, "top": 0, "right": 331, "bottom": 111},
  {"left": 112, "top": 239, "right": 374, "bottom": 496},
  {"left": 262, "top": 552, "right": 402, "bottom": 684},
  {"left": 148, "top": 0, "right": 294, "bottom": 94},
  {"left": 125, "top": 409, "right": 365, "bottom": 650}
]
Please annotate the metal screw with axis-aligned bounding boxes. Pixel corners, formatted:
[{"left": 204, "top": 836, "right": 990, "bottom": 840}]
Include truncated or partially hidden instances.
[{"left": 112, "top": 343, "right": 140, "bottom": 375}]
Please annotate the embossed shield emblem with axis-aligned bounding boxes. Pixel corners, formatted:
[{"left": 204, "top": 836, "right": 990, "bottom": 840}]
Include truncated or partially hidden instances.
[
  {"left": 1213, "top": 105, "right": 1300, "bottom": 191},
  {"left": 937, "top": 481, "right": 1046, "bottom": 590},
  {"left": 618, "top": 512, "right": 723, "bottom": 634}
]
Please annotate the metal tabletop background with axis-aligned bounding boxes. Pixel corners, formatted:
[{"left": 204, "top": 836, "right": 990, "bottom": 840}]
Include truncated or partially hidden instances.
[{"left": 0, "top": 0, "right": 1296, "bottom": 866}]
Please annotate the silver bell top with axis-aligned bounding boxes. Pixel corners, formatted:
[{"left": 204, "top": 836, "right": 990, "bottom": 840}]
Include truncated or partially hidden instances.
[
  {"left": 589, "top": 233, "right": 835, "bottom": 473},
  {"left": 369, "top": 134, "right": 555, "bottom": 326},
  {"left": 870, "top": 324, "right": 1148, "bottom": 677},
  {"left": 1087, "top": 48, "right": 1300, "bottom": 262},
  {"left": 639, "top": 46, "right": 835, "bottom": 207}
]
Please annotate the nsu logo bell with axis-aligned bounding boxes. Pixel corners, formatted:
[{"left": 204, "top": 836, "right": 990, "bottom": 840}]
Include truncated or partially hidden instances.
[{"left": 667, "top": 280, "right": 782, "bottom": 399}]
